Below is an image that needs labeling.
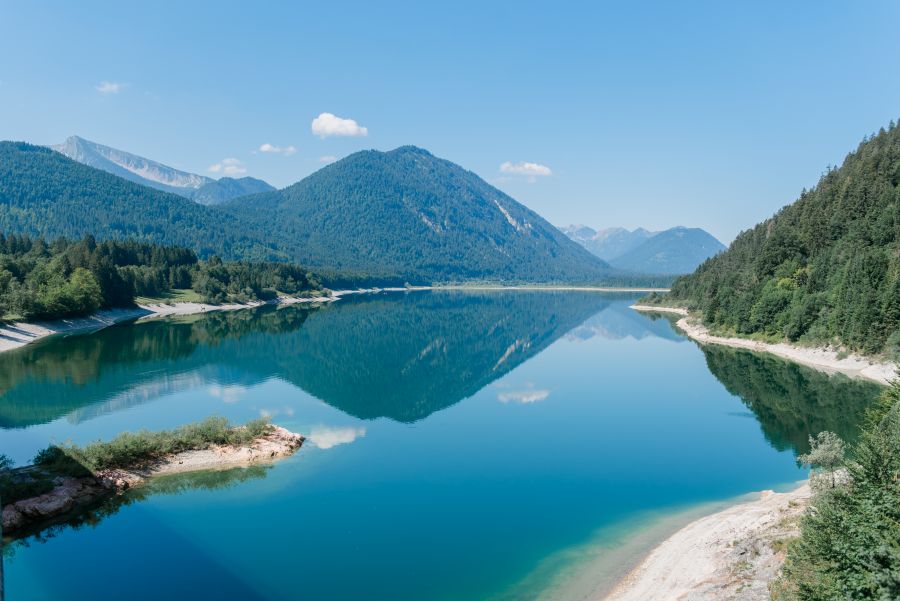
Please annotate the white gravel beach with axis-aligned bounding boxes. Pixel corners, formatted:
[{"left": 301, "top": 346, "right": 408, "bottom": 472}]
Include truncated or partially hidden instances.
[{"left": 603, "top": 483, "right": 811, "bottom": 601}]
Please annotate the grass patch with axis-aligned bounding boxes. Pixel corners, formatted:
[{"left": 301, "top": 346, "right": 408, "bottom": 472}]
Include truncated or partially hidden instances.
[
  {"left": 33, "top": 416, "right": 273, "bottom": 473},
  {"left": 134, "top": 288, "right": 203, "bottom": 305}
]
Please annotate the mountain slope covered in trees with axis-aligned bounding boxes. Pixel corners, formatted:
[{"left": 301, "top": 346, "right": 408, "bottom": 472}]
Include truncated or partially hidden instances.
[
  {"left": 562, "top": 225, "right": 724, "bottom": 274},
  {"left": 609, "top": 227, "right": 725, "bottom": 274},
  {"left": 53, "top": 136, "right": 276, "bottom": 205},
  {"left": 0, "top": 142, "right": 287, "bottom": 261},
  {"left": 191, "top": 176, "right": 274, "bottom": 206},
  {"left": 222, "top": 145, "right": 616, "bottom": 282},
  {"left": 52, "top": 135, "right": 213, "bottom": 197},
  {"left": 658, "top": 122, "right": 900, "bottom": 356}
]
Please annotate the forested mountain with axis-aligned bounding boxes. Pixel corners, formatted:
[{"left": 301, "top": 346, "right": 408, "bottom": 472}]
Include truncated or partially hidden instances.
[
  {"left": 222, "top": 145, "right": 615, "bottom": 282},
  {"left": 609, "top": 227, "right": 725, "bottom": 274},
  {"left": 658, "top": 122, "right": 900, "bottom": 356},
  {"left": 562, "top": 225, "right": 724, "bottom": 274},
  {"left": 52, "top": 136, "right": 275, "bottom": 204},
  {"left": 52, "top": 135, "right": 213, "bottom": 196},
  {"left": 2, "top": 141, "right": 644, "bottom": 284},
  {"left": 0, "top": 142, "right": 284, "bottom": 261},
  {"left": 191, "top": 176, "right": 274, "bottom": 206}
]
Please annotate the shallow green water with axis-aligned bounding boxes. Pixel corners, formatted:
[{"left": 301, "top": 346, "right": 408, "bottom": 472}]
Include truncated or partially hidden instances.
[{"left": 0, "top": 291, "right": 882, "bottom": 600}]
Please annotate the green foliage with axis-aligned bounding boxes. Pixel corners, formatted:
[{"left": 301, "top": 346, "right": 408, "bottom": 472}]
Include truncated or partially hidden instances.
[
  {"left": 774, "top": 382, "right": 900, "bottom": 600},
  {"left": 222, "top": 146, "right": 621, "bottom": 284},
  {"left": 0, "top": 233, "right": 323, "bottom": 321},
  {"left": 0, "top": 453, "right": 12, "bottom": 471},
  {"left": 33, "top": 416, "right": 273, "bottom": 472},
  {"left": 0, "top": 142, "right": 283, "bottom": 260},
  {"left": 664, "top": 122, "right": 900, "bottom": 355},
  {"left": 797, "top": 431, "right": 846, "bottom": 490}
]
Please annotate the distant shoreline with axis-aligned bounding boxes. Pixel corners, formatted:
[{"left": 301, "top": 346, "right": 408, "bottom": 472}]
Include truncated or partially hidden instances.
[
  {"left": 0, "top": 287, "right": 664, "bottom": 355},
  {"left": 0, "top": 288, "right": 397, "bottom": 355},
  {"left": 631, "top": 305, "right": 897, "bottom": 385}
]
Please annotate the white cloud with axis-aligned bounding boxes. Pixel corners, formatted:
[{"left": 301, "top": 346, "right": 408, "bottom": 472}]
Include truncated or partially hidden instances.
[
  {"left": 96, "top": 81, "right": 124, "bottom": 94},
  {"left": 208, "top": 157, "right": 247, "bottom": 176},
  {"left": 498, "top": 389, "right": 550, "bottom": 404},
  {"left": 311, "top": 112, "right": 368, "bottom": 138},
  {"left": 259, "top": 143, "right": 297, "bottom": 156},
  {"left": 307, "top": 426, "right": 366, "bottom": 449},
  {"left": 500, "top": 161, "right": 553, "bottom": 182},
  {"left": 319, "top": 155, "right": 338, "bottom": 164}
]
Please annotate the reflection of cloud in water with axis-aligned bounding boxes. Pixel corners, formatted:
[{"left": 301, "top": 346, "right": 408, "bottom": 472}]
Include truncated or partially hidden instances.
[
  {"left": 259, "top": 406, "right": 296, "bottom": 419},
  {"left": 498, "top": 386, "right": 550, "bottom": 404},
  {"left": 307, "top": 426, "right": 367, "bottom": 449},
  {"left": 208, "top": 384, "right": 248, "bottom": 403}
]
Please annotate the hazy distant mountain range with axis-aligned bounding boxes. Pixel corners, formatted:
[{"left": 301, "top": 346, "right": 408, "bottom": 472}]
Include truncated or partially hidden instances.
[
  {"left": 1, "top": 141, "right": 642, "bottom": 284},
  {"left": 52, "top": 136, "right": 274, "bottom": 205},
  {"left": 561, "top": 225, "right": 725, "bottom": 274}
]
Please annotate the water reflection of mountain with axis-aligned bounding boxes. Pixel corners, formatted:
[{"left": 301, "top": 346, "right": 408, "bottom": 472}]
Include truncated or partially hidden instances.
[
  {"left": 567, "top": 302, "right": 685, "bottom": 342},
  {"left": 0, "top": 291, "right": 614, "bottom": 427},
  {"left": 701, "top": 345, "right": 883, "bottom": 455},
  {"left": 0, "top": 308, "right": 315, "bottom": 428}
]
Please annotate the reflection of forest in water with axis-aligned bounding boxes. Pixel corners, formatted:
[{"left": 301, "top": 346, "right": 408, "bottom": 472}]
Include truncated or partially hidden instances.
[
  {"left": 2, "top": 466, "right": 271, "bottom": 551},
  {"left": 701, "top": 345, "right": 883, "bottom": 455},
  {"left": 0, "top": 291, "right": 629, "bottom": 427}
]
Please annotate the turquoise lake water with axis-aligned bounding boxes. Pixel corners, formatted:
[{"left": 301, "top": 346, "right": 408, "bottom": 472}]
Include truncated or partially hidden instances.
[{"left": 0, "top": 291, "right": 882, "bottom": 600}]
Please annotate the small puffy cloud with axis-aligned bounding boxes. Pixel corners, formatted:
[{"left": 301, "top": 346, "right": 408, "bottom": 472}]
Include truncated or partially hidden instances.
[
  {"left": 498, "top": 389, "right": 550, "bottom": 404},
  {"left": 311, "top": 112, "right": 368, "bottom": 138},
  {"left": 500, "top": 161, "right": 553, "bottom": 181},
  {"left": 307, "top": 426, "right": 366, "bottom": 449},
  {"left": 208, "top": 157, "right": 247, "bottom": 176},
  {"left": 319, "top": 155, "right": 338, "bottom": 164},
  {"left": 96, "top": 81, "right": 124, "bottom": 94},
  {"left": 259, "top": 143, "right": 297, "bottom": 156}
]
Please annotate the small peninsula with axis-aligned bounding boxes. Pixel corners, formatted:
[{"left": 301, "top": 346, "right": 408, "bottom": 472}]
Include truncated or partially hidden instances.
[{"left": 1, "top": 417, "right": 303, "bottom": 536}]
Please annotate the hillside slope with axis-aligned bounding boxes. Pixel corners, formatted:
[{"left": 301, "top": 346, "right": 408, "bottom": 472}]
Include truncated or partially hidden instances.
[
  {"left": 609, "top": 227, "right": 725, "bottom": 274},
  {"left": 661, "top": 123, "right": 900, "bottom": 356},
  {"left": 0, "top": 142, "right": 281, "bottom": 261},
  {"left": 52, "top": 136, "right": 275, "bottom": 205},
  {"left": 192, "top": 176, "right": 274, "bottom": 206},
  {"left": 224, "top": 146, "right": 614, "bottom": 282},
  {"left": 52, "top": 135, "right": 212, "bottom": 197}
]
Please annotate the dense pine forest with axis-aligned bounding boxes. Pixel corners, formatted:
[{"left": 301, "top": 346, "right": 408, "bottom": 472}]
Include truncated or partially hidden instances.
[
  {"left": 0, "top": 234, "right": 322, "bottom": 321},
  {"left": 654, "top": 122, "right": 900, "bottom": 358}
]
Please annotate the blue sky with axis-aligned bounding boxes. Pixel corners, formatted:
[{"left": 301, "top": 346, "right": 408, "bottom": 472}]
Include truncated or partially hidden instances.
[{"left": 2, "top": 1, "right": 899, "bottom": 242}]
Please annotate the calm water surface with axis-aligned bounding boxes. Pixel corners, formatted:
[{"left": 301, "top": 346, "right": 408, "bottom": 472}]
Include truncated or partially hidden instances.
[{"left": 0, "top": 291, "right": 882, "bottom": 600}]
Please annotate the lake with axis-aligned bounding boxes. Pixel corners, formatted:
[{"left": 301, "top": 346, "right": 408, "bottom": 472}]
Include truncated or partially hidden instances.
[{"left": 0, "top": 290, "right": 882, "bottom": 600}]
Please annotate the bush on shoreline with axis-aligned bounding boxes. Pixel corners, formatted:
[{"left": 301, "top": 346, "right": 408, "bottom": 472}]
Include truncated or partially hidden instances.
[{"left": 773, "top": 381, "right": 900, "bottom": 600}]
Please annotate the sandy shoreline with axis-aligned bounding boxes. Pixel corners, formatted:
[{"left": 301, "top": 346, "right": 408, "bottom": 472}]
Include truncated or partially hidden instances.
[
  {"left": 0, "top": 287, "right": 410, "bottom": 355},
  {"left": 631, "top": 305, "right": 898, "bottom": 385},
  {"left": 603, "top": 483, "right": 810, "bottom": 601}
]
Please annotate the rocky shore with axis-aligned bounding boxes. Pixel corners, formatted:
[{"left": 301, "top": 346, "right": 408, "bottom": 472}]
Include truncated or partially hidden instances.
[
  {"left": 631, "top": 305, "right": 897, "bottom": 385},
  {"left": 2, "top": 425, "right": 303, "bottom": 535}
]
